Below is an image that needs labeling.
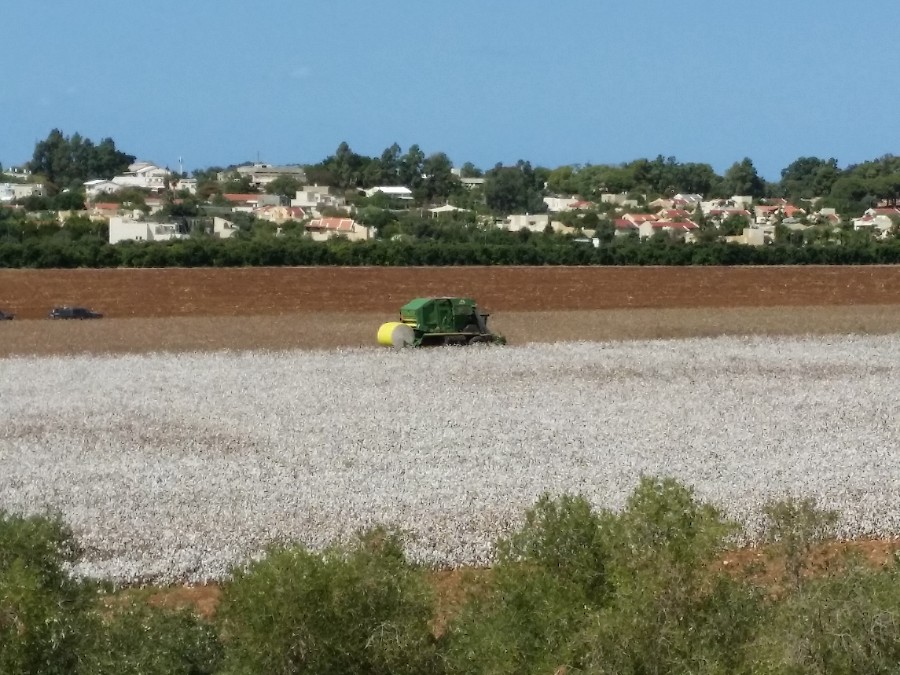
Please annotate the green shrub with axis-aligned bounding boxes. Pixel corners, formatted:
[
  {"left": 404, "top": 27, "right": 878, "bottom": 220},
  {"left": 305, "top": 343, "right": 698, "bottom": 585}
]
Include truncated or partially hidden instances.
[
  {"left": 762, "top": 497, "right": 839, "bottom": 590},
  {"left": 0, "top": 511, "right": 92, "bottom": 675},
  {"left": 445, "top": 494, "right": 611, "bottom": 675},
  {"left": 81, "top": 604, "right": 222, "bottom": 675},
  {"left": 218, "top": 528, "right": 439, "bottom": 675},
  {"left": 753, "top": 562, "right": 900, "bottom": 674},
  {"left": 445, "top": 479, "right": 765, "bottom": 675},
  {"left": 580, "top": 478, "right": 763, "bottom": 675},
  {"left": 608, "top": 477, "right": 738, "bottom": 585}
]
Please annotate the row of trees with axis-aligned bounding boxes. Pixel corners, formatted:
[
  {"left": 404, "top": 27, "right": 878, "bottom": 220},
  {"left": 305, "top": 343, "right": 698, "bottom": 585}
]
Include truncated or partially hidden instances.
[
  {"left": 4, "top": 479, "right": 899, "bottom": 673},
  {"left": 4, "top": 231, "right": 900, "bottom": 269}
]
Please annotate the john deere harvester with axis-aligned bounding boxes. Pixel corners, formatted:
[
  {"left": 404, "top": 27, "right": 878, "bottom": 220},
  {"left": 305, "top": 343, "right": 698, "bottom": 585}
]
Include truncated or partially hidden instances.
[{"left": 377, "top": 297, "right": 505, "bottom": 348}]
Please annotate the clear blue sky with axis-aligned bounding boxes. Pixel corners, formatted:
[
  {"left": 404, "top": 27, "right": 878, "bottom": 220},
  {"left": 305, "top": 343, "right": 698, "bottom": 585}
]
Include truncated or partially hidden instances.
[{"left": 2, "top": 0, "right": 896, "bottom": 180}]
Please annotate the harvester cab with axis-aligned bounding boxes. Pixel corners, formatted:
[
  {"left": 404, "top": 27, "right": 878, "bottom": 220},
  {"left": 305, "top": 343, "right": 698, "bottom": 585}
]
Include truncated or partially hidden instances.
[{"left": 377, "top": 297, "right": 505, "bottom": 348}]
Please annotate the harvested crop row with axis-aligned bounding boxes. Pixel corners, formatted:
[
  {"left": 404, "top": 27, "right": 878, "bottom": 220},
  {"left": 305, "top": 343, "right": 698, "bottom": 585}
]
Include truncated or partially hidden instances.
[{"left": 1, "top": 336, "right": 898, "bottom": 583}]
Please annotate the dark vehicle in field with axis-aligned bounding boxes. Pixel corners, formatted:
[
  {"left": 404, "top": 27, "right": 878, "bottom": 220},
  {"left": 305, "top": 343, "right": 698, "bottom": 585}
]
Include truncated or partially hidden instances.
[
  {"left": 49, "top": 306, "right": 103, "bottom": 320},
  {"left": 0, "top": 309, "right": 14, "bottom": 320}
]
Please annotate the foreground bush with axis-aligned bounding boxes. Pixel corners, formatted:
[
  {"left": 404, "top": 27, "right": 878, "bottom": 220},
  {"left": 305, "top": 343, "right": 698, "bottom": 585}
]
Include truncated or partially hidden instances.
[
  {"left": 218, "top": 528, "right": 440, "bottom": 675},
  {"left": 0, "top": 511, "right": 222, "bottom": 675},
  {"left": 81, "top": 604, "right": 222, "bottom": 675},
  {"left": 582, "top": 480, "right": 763, "bottom": 675},
  {"left": 0, "top": 512, "right": 92, "bottom": 675},
  {"left": 444, "top": 494, "right": 611, "bottom": 674},
  {"left": 753, "top": 562, "right": 900, "bottom": 674},
  {"left": 443, "top": 478, "right": 765, "bottom": 675},
  {"left": 7, "top": 485, "right": 900, "bottom": 673}
]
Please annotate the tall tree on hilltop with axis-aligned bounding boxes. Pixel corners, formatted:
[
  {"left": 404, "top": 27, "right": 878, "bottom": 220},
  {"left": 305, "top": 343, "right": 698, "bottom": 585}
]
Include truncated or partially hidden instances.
[
  {"left": 721, "top": 158, "right": 765, "bottom": 198},
  {"left": 484, "top": 161, "right": 546, "bottom": 214},
  {"left": 399, "top": 144, "right": 425, "bottom": 189},
  {"left": 378, "top": 143, "right": 402, "bottom": 185},
  {"left": 28, "top": 129, "right": 134, "bottom": 192},
  {"left": 421, "top": 152, "right": 457, "bottom": 202},
  {"left": 779, "top": 157, "right": 840, "bottom": 200}
]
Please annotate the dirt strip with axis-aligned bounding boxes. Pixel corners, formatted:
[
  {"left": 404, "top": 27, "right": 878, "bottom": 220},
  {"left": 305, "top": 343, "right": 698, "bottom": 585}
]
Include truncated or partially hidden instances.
[{"left": 3, "top": 266, "right": 900, "bottom": 319}]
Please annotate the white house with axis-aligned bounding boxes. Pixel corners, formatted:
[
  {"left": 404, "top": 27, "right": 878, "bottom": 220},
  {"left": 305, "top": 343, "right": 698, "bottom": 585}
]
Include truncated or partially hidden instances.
[
  {"left": 638, "top": 220, "right": 699, "bottom": 241},
  {"left": 213, "top": 217, "right": 239, "bottom": 239},
  {"left": 543, "top": 196, "right": 579, "bottom": 212},
  {"left": 428, "top": 204, "right": 469, "bottom": 217},
  {"left": 0, "top": 182, "right": 44, "bottom": 202},
  {"left": 504, "top": 213, "right": 550, "bottom": 232},
  {"left": 111, "top": 162, "right": 173, "bottom": 192},
  {"left": 363, "top": 186, "right": 413, "bottom": 200},
  {"left": 171, "top": 177, "right": 198, "bottom": 195},
  {"left": 672, "top": 193, "right": 704, "bottom": 207},
  {"left": 108, "top": 216, "right": 185, "bottom": 244},
  {"left": 852, "top": 209, "right": 900, "bottom": 235},
  {"left": 724, "top": 227, "right": 767, "bottom": 246},
  {"left": 254, "top": 205, "right": 306, "bottom": 224},
  {"left": 218, "top": 163, "right": 307, "bottom": 189},
  {"left": 291, "top": 186, "right": 346, "bottom": 215},
  {"left": 614, "top": 219, "right": 639, "bottom": 237},
  {"left": 83, "top": 179, "right": 120, "bottom": 199}
]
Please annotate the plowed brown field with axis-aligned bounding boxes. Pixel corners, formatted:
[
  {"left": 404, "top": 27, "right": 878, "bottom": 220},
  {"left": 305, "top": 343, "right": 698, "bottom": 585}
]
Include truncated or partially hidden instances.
[
  {"left": 3, "top": 266, "right": 900, "bottom": 356},
  {"left": 3, "top": 265, "right": 900, "bottom": 318}
]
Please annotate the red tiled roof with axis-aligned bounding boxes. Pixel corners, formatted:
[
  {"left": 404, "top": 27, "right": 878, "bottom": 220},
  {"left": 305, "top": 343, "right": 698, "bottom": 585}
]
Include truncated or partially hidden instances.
[
  {"left": 614, "top": 219, "right": 638, "bottom": 229},
  {"left": 623, "top": 213, "right": 658, "bottom": 224},
  {"left": 92, "top": 203, "right": 119, "bottom": 211},
  {"left": 307, "top": 217, "right": 356, "bottom": 232}
]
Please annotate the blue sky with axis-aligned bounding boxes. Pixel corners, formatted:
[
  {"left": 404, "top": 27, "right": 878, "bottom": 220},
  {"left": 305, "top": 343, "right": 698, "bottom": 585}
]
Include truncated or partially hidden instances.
[{"left": 2, "top": 0, "right": 896, "bottom": 180}]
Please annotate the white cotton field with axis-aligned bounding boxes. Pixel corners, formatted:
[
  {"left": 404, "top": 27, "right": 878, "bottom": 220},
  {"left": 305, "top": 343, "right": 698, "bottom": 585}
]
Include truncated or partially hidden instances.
[{"left": 1, "top": 336, "right": 899, "bottom": 584}]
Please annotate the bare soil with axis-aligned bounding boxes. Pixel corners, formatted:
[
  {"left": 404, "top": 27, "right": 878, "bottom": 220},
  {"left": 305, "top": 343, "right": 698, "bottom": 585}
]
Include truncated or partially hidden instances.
[
  {"left": 3, "top": 265, "right": 899, "bottom": 356},
  {"left": 2, "top": 306, "right": 900, "bottom": 357},
  {"left": 3, "top": 265, "right": 900, "bottom": 319}
]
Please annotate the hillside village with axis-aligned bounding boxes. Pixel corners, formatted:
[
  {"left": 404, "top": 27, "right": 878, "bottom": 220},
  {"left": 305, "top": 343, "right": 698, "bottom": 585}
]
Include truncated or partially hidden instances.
[
  {"left": 4, "top": 158, "right": 900, "bottom": 249},
  {"left": 4, "top": 130, "right": 900, "bottom": 256}
]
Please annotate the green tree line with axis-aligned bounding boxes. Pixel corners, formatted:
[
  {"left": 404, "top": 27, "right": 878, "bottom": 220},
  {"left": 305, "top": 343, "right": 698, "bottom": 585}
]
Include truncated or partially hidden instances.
[
  {"left": 4, "top": 478, "right": 900, "bottom": 674},
  {"left": 4, "top": 231, "right": 900, "bottom": 269}
]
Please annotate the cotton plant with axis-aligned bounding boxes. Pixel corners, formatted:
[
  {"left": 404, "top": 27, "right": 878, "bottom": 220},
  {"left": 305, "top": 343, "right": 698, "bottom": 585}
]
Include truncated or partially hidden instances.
[{"left": 0, "top": 335, "right": 898, "bottom": 583}]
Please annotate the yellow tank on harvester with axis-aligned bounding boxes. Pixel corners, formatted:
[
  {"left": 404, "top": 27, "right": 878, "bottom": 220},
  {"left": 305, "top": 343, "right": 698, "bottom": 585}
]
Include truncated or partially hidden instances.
[{"left": 377, "top": 297, "right": 505, "bottom": 348}]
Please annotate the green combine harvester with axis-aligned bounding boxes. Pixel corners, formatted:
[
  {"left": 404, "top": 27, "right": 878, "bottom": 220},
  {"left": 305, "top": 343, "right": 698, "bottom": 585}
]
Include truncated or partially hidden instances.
[{"left": 377, "top": 297, "right": 505, "bottom": 348}]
